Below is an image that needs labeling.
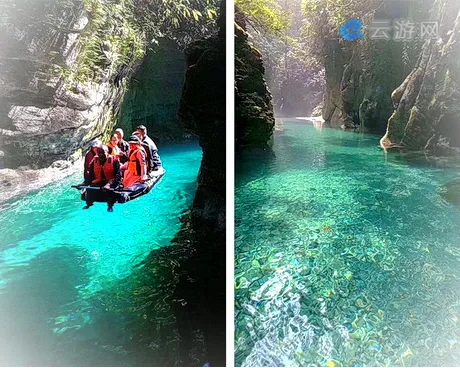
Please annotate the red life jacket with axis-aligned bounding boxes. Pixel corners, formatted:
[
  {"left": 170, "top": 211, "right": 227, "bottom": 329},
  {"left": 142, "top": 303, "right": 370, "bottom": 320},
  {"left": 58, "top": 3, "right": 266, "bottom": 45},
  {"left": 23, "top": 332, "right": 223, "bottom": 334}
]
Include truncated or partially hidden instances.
[{"left": 93, "top": 156, "right": 116, "bottom": 182}]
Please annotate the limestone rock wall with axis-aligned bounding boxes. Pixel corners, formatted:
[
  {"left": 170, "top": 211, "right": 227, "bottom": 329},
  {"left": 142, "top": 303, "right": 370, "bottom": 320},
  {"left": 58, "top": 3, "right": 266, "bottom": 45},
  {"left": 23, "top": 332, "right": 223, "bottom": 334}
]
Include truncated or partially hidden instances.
[
  {"left": 381, "top": 0, "right": 460, "bottom": 150},
  {"left": 323, "top": 38, "right": 410, "bottom": 132},
  {"left": 0, "top": 0, "right": 130, "bottom": 169},
  {"left": 178, "top": 4, "right": 226, "bottom": 232},
  {"left": 321, "top": 0, "right": 436, "bottom": 133},
  {"left": 175, "top": 4, "right": 226, "bottom": 364},
  {"left": 235, "top": 10, "right": 276, "bottom": 151},
  {"left": 116, "top": 40, "right": 187, "bottom": 143}
]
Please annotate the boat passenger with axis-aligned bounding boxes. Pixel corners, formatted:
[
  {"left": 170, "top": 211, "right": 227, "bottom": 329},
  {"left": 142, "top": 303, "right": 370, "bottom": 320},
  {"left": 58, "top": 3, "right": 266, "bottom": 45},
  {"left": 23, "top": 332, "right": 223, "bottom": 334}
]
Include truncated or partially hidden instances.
[
  {"left": 84, "top": 145, "right": 121, "bottom": 212},
  {"left": 118, "top": 135, "right": 149, "bottom": 202},
  {"left": 133, "top": 131, "right": 153, "bottom": 173},
  {"left": 115, "top": 128, "right": 129, "bottom": 163},
  {"left": 83, "top": 139, "right": 101, "bottom": 184},
  {"left": 134, "top": 125, "right": 162, "bottom": 172},
  {"left": 107, "top": 134, "right": 121, "bottom": 158}
]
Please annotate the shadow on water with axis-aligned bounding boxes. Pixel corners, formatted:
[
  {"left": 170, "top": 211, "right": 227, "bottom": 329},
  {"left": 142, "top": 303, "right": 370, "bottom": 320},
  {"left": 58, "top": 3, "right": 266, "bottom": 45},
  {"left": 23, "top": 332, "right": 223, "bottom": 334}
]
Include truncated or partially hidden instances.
[
  {"left": 80, "top": 216, "right": 226, "bottom": 367},
  {"left": 389, "top": 150, "right": 460, "bottom": 170},
  {"left": 172, "top": 181, "right": 199, "bottom": 203},
  {"left": 0, "top": 246, "right": 91, "bottom": 366},
  {"left": 236, "top": 148, "right": 276, "bottom": 182},
  {"left": 0, "top": 218, "right": 225, "bottom": 367}
]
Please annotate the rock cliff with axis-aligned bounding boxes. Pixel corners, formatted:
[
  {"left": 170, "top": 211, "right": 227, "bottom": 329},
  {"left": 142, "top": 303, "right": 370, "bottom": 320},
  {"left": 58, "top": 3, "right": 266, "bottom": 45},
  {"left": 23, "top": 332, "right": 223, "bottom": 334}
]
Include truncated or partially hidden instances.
[
  {"left": 235, "top": 10, "right": 276, "bottom": 151},
  {"left": 178, "top": 7, "right": 226, "bottom": 232},
  {"left": 0, "top": 0, "right": 142, "bottom": 170},
  {"left": 174, "top": 2, "right": 226, "bottom": 365},
  {"left": 381, "top": 0, "right": 460, "bottom": 150},
  {"left": 321, "top": 1, "right": 434, "bottom": 133},
  {"left": 116, "top": 39, "right": 187, "bottom": 143},
  {"left": 323, "top": 35, "right": 412, "bottom": 132}
]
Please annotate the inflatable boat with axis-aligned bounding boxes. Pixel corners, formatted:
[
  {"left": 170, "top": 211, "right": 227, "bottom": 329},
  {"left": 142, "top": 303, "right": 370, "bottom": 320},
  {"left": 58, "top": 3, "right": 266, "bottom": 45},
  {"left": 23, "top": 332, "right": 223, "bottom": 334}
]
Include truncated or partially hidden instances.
[{"left": 72, "top": 168, "right": 166, "bottom": 206}]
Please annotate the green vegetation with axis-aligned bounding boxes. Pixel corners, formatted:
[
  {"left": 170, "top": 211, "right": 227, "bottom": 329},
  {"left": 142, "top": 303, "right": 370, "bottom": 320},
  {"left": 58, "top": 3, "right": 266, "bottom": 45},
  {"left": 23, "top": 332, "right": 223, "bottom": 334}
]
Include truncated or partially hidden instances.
[
  {"left": 55, "top": 0, "right": 144, "bottom": 84},
  {"left": 302, "top": 0, "right": 374, "bottom": 62},
  {"left": 236, "top": 0, "right": 324, "bottom": 117},
  {"left": 236, "top": 0, "right": 434, "bottom": 119},
  {"left": 55, "top": 0, "right": 219, "bottom": 84},
  {"left": 235, "top": 0, "right": 289, "bottom": 34}
]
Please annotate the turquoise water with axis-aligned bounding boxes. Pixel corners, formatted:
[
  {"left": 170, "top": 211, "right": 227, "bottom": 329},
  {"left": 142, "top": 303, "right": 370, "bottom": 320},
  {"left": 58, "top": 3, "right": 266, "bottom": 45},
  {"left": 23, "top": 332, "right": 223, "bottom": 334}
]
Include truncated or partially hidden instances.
[
  {"left": 0, "top": 142, "right": 202, "bottom": 366},
  {"left": 235, "top": 121, "right": 460, "bottom": 367}
]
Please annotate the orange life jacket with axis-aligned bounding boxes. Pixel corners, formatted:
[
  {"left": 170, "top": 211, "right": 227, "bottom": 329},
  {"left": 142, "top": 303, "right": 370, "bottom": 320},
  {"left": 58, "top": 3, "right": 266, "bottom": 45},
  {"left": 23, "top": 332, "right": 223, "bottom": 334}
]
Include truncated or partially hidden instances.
[
  {"left": 93, "top": 156, "right": 116, "bottom": 182},
  {"left": 128, "top": 149, "right": 139, "bottom": 175},
  {"left": 127, "top": 147, "right": 146, "bottom": 175},
  {"left": 123, "top": 147, "right": 146, "bottom": 188}
]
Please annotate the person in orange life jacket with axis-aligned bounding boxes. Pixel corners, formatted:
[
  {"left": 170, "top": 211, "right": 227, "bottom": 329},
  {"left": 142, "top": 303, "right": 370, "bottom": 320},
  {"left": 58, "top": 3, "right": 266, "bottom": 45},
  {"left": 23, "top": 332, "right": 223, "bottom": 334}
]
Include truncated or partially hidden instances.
[
  {"left": 84, "top": 145, "right": 121, "bottom": 212},
  {"left": 83, "top": 139, "right": 101, "bottom": 184},
  {"left": 132, "top": 131, "right": 153, "bottom": 173},
  {"left": 118, "top": 135, "right": 149, "bottom": 203},
  {"left": 107, "top": 134, "right": 121, "bottom": 158},
  {"left": 121, "top": 135, "right": 148, "bottom": 187},
  {"left": 134, "top": 125, "right": 162, "bottom": 172},
  {"left": 115, "top": 128, "right": 129, "bottom": 164}
]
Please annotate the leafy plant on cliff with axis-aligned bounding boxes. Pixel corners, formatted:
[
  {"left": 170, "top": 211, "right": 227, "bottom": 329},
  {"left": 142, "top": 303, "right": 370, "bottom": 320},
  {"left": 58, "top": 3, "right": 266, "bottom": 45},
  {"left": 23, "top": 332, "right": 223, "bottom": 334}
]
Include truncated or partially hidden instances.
[
  {"left": 237, "top": 0, "right": 325, "bottom": 116},
  {"left": 301, "top": 0, "right": 376, "bottom": 63},
  {"left": 235, "top": 0, "right": 289, "bottom": 34},
  {"left": 56, "top": 0, "right": 219, "bottom": 84}
]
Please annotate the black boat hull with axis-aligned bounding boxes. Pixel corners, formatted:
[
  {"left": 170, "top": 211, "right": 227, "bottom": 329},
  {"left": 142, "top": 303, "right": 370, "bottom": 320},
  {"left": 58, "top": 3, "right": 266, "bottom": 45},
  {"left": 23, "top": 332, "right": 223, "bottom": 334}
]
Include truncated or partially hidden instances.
[{"left": 72, "top": 169, "right": 166, "bottom": 205}]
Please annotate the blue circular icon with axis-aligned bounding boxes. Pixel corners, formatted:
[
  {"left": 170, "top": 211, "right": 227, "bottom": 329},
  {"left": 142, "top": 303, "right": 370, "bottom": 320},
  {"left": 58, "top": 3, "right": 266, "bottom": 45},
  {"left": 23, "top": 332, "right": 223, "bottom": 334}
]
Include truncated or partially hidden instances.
[{"left": 339, "top": 19, "right": 365, "bottom": 41}]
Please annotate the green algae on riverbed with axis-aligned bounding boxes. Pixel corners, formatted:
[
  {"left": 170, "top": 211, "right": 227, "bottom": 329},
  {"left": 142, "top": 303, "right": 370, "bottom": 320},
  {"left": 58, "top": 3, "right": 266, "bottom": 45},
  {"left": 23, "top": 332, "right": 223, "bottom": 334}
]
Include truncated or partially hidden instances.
[{"left": 235, "top": 121, "right": 460, "bottom": 367}]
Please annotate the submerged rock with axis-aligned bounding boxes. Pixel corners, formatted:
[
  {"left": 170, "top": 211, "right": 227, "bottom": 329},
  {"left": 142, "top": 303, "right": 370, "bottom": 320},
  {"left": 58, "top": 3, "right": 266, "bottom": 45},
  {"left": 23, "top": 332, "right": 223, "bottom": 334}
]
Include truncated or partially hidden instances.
[
  {"left": 440, "top": 178, "right": 460, "bottom": 206},
  {"left": 0, "top": 162, "right": 80, "bottom": 203}
]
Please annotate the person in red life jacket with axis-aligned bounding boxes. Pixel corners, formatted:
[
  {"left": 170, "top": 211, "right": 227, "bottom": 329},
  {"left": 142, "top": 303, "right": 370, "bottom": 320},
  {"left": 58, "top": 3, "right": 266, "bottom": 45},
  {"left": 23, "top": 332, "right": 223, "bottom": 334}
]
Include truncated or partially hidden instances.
[
  {"left": 83, "top": 139, "right": 101, "bottom": 184},
  {"left": 115, "top": 128, "right": 129, "bottom": 164},
  {"left": 84, "top": 145, "right": 121, "bottom": 212},
  {"left": 118, "top": 135, "right": 149, "bottom": 203},
  {"left": 106, "top": 134, "right": 121, "bottom": 158}
]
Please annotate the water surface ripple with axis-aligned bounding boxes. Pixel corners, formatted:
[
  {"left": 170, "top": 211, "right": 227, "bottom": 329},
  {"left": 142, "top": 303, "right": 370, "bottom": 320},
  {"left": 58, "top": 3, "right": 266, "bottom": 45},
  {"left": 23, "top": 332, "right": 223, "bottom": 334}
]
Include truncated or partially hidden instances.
[{"left": 235, "top": 121, "right": 460, "bottom": 367}]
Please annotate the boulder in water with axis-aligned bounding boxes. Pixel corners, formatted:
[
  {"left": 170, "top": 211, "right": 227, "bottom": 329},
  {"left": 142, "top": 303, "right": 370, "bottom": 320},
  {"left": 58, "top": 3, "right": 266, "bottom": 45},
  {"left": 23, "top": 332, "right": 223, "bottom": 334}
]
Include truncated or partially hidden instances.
[{"left": 440, "top": 179, "right": 460, "bottom": 206}]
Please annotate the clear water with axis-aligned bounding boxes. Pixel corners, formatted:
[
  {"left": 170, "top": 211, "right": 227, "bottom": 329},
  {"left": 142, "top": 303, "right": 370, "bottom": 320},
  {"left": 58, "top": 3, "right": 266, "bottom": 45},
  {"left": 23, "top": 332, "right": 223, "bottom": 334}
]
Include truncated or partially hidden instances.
[
  {"left": 0, "top": 142, "right": 202, "bottom": 366},
  {"left": 235, "top": 121, "right": 460, "bottom": 367}
]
